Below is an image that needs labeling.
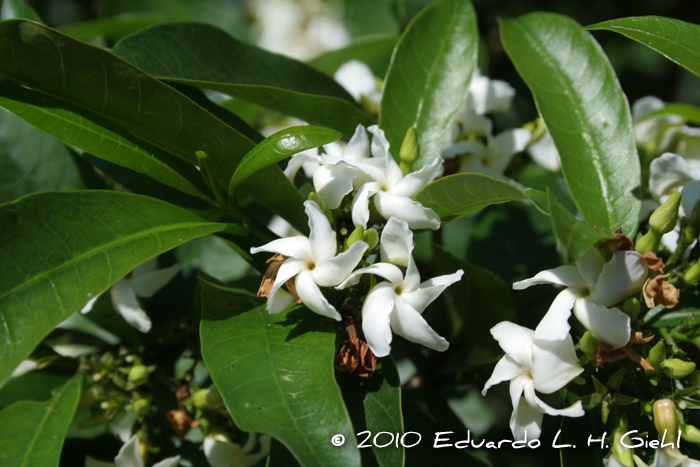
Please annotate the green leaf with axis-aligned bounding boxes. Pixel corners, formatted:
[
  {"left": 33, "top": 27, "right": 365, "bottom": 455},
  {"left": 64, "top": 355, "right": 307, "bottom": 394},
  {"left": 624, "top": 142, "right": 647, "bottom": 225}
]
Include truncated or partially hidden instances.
[
  {"left": 587, "top": 16, "right": 700, "bottom": 78},
  {"left": 307, "top": 34, "right": 399, "bottom": 75},
  {"left": 638, "top": 102, "right": 700, "bottom": 127},
  {"left": 0, "top": 375, "right": 81, "bottom": 467},
  {"left": 500, "top": 13, "right": 641, "bottom": 236},
  {"left": 112, "top": 23, "right": 375, "bottom": 138},
  {"left": 228, "top": 126, "right": 341, "bottom": 197},
  {"left": 199, "top": 278, "right": 361, "bottom": 467},
  {"left": 0, "top": 106, "right": 85, "bottom": 204},
  {"left": 379, "top": 0, "right": 478, "bottom": 168},
  {"left": 0, "top": 83, "right": 207, "bottom": 200},
  {"left": 58, "top": 12, "right": 188, "bottom": 41},
  {"left": 0, "top": 191, "right": 225, "bottom": 388},
  {"left": 548, "top": 189, "right": 612, "bottom": 263},
  {"left": 0, "top": 0, "right": 42, "bottom": 22},
  {"left": 559, "top": 415, "right": 605, "bottom": 467},
  {"left": 337, "top": 358, "right": 404, "bottom": 467},
  {"left": 0, "top": 19, "right": 254, "bottom": 178},
  {"left": 413, "top": 173, "right": 547, "bottom": 222}
]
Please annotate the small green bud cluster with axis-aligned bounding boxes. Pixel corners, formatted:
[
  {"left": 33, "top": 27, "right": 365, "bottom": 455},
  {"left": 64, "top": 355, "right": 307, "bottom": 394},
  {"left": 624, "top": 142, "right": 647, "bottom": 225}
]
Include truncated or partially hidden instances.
[{"left": 637, "top": 193, "right": 681, "bottom": 254}]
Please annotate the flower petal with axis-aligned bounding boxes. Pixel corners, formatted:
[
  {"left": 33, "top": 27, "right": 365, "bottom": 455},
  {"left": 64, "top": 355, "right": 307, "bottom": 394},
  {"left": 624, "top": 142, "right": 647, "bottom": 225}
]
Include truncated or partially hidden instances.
[
  {"left": 649, "top": 152, "right": 697, "bottom": 200},
  {"left": 85, "top": 457, "right": 117, "bottom": 467},
  {"left": 469, "top": 73, "right": 516, "bottom": 115},
  {"left": 204, "top": 437, "right": 242, "bottom": 467},
  {"left": 305, "top": 200, "right": 337, "bottom": 262},
  {"left": 588, "top": 251, "right": 648, "bottom": 307},
  {"left": 379, "top": 217, "right": 414, "bottom": 266},
  {"left": 390, "top": 299, "right": 448, "bottom": 352},
  {"left": 373, "top": 191, "right": 441, "bottom": 230},
  {"left": 573, "top": 299, "right": 631, "bottom": 349},
  {"left": 336, "top": 262, "right": 404, "bottom": 289},
  {"left": 575, "top": 247, "right": 606, "bottom": 291},
  {"left": 284, "top": 151, "right": 323, "bottom": 182},
  {"left": 527, "top": 131, "right": 560, "bottom": 172},
  {"left": 512, "top": 265, "right": 583, "bottom": 290},
  {"left": 250, "top": 236, "right": 312, "bottom": 261},
  {"left": 267, "top": 259, "right": 304, "bottom": 314},
  {"left": 488, "top": 128, "right": 532, "bottom": 174},
  {"left": 151, "top": 456, "right": 181, "bottom": 467},
  {"left": 110, "top": 281, "right": 151, "bottom": 333},
  {"left": 312, "top": 241, "right": 368, "bottom": 287},
  {"left": 368, "top": 125, "right": 403, "bottom": 186},
  {"left": 114, "top": 435, "right": 144, "bottom": 467},
  {"left": 361, "top": 282, "right": 396, "bottom": 357},
  {"left": 295, "top": 270, "right": 341, "bottom": 320},
  {"left": 343, "top": 124, "right": 370, "bottom": 162},
  {"left": 403, "top": 270, "right": 464, "bottom": 314},
  {"left": 532, "top": 288, "right": 576, "bottom": 342},
  {"left": 334, "top": 60, "right": 379, "bottom": 102},
  {"left": 482, "top": 354, "right": 524, "bottom": 396},
  {"left": 531, "top": 335, "right": 583, "bottom": 393},
  {"left": 681, "top": 179, "right": 700, "bottom": 217},
  {"left": 523, "top": 383, "right": 584, "bottom": 418},
  {"left": 129, "top": 264, "right": 181, "bottom": 298},
  {"left": 508, "top": 375, "right": 542, "bottom": 441},
  {"left": 313, "top": 164, "right": 356, "bottom": 210},
  {"left": 351, "top": 182, "right": 380, "bottom": 228},
  {"left": 442, "top": 140, "right": 485, "bottom": 160},
  {"left": 81, "top": 292, "right": 103, "bottom": 314},
  {"left": 490, "top": 321, "right": 534, "bottom": 368},
  {"left": 390, "top": 158, "right": 444, "bottom": 198}
]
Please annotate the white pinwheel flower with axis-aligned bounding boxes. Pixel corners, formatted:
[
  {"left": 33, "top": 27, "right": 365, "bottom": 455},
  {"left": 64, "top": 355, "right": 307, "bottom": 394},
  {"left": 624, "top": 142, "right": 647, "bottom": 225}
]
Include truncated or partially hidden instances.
[
  {"left": 632, "top": 96, "right": 683, "bottom": 150},
  {"left": 513, "top": 248, "right": 648, "bottom": 350},
  {"left": 334, "top": 60, "right": 381, "bottom": 105},
  {"left": 85, "top": 435, "right": 180, "bottom": 467},
  {"left": 81, "top": 259, "right": 181, "bottom": 333},
  {"left": 204, "top": 432, "right": 271, "bottom": 467},
  {"left": 527, "top": 129, "right": 561, "bottom": 172},
  {"left": 348, "top": 126, "right": 443, "bottom": 230},
  {"left": 336, "top": 217, "right": 462, "bottom": 357},
  {"left": 250, "top": 200, "right": 368, "bottom": 320},
  {"left": 465, "top": 68, "right": 516, "bottom": 116},
  {"left": 482, "top": 320, "right": 584, "bottom": 441}
]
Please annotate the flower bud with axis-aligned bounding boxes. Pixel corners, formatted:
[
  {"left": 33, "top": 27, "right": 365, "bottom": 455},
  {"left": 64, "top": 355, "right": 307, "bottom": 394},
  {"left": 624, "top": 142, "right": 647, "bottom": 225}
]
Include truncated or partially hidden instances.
[
  {"left": 193, "top": 387, "right": 224, "bottom": 410},
  {"left": 649, "top": 193, "right": 681, "bottom": 234},
  {"left": 685, "top": 262, "right": 700, "bottom": 285},
  {"left": 647, "top": 341, "right": 666, "bottom": 370},
  {"left": 636, "top": 230, "right": 662, "bottom": 255},
  {"left": 653, "top": 399, "right": 679, "bottom": 442},
  {"left": 132, "top": 398, "right": 151, "bottom": 417},
  {"left": 612, "top": 414, "right": 635, "bottom": 467},
  {"left": 662, "top": 359, "right": 696, "bottom": 379},
  {"left": 363, "top": 228, "right": 379, "bottom": 251},
  {"left": 681, "top": 424, "right": 700, "bottom": 444},
  {"left": 359, "top": 94, "right": 379, "bottom": 116},
  {"left": 621, "top": 297, "right": 641, "bottom": 321},
  {"left": 399, "top": 126, "right": 419, "bottom": 175},
  {"left": 346, "top": 226, "right": 364, "bottom": 249},
  {"left": 580, "top": 331, "right": 597, "bottom": 361},
  {"left": 128, "top": 365, "right": 149, "bottom": 387}
]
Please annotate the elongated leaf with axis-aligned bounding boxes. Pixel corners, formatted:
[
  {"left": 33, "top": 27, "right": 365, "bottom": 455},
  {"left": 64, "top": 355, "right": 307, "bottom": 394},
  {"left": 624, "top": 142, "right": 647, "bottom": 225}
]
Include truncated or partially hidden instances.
[
  {"left": 228, "top": 126, "right": 340, "bottom": 196},
  {"left": 587, "top": 16, "right": 700, "bottom": 78},
  {"left": 0, "top": 83, "right": 207, "bottom": 200},
  {"left": 379, "top": 0, "right": 478, "bottom": 168},
  {"left": 58, "top": 12, "right": 188, "bottom": 41},
  {"left": 414, "top": 173, "right": 547, "bottom": 222},
  {"left": 548, "top": 190, "right": 612, "bottom": 263},
  {"left": 337, "top": 358, "right": 403, "bottom": 467},
  {"left": 112, "top": 23, "right": 375, "bottom": 138},
  {"left": 0, "top": 191, "right": 225, "bottom": 387},
  {"left": 0, "top": 106, "right": 84, "bottom": 204},
  {"left": 0, "top": 375, "right": 81, "bottom": 467},
  {"left": 0, "top": 0, "right": 41, "bottom": 22},
  {"left": 0, "top": 19, "right": 253, "bottom": 178},
  {"left": 308, "top": 34, "right": 399, "bottom": 75},
  {"left": 500, "top": 13, "right": 641, "bottom": 236},
  {"left": 639, "top": 102, "right": 700, "bottom": 127},
  {"left": 199, "top": 279, "right": 361, "bottom": 467}
]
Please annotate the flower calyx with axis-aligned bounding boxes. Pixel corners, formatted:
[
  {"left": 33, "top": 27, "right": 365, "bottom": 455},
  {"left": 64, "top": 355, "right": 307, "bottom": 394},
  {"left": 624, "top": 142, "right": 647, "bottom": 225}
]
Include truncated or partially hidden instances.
[{"left": 596, "top": 330, "right": 655, "bottom": 371}]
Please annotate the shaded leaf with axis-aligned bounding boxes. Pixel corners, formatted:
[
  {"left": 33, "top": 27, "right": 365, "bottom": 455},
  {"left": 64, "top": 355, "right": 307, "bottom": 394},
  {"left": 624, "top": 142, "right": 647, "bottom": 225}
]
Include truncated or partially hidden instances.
[
  {"left": 58, "top": 12, "right": 189, "bottom": 41},
  {"left": 500, "top": 13, "right": 641, "bottom": 236},
  {"left": 307, "top": 34, "right": 399, "bottom": 75},
  {"left": 0, "top": 375, "right": 81, "bottom": 467},
  {"left": 638, "top": 102, "right": 700, "bottom": 127},
  {"left": 379, "top": 0, "right": 478, "bottom": 168},
  {"left": 0, "top": 191, "right": 225, "bottom": 387},
  {"left": 112, "top": 23, "right": 375, "bottom": 138},
  {"left": 199, "top": 278, "right": 360, "bottom": 467},
  {"left": 0, "top": 0, "right": 41, "bottom": 22}
]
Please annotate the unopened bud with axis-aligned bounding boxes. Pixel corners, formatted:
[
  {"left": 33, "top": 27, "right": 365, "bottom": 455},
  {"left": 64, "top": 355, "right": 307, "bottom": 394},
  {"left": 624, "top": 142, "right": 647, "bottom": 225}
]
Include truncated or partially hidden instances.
[
  {"left": 363, "top": 228, "right": 379, "bottom": 251},
  {"left": 621, "top": 297, "right": 641, "bottom": 321},
  {"left": 399, "top": 127, "right": 419, "bottom": 175},
  {"left": 653, "top": 399, "right": 679, "bottom": 441},
  {"left": 193, "top": 387, "right": 224, "bottom": 410},
  {"left": 138, "top": 441, "right": 148, "bottom": 463},
  {"left": 682, "top": 424, "right": 700, "bottom": 443},
  {"left": 649, "top": 193, "right": 681, "bottom": 234},
  {"left": 647, "top": 341, "right": 666, "bottom": 370},
  {"left": 128, "top": 365, "right": 149, "bottom": 387},
  {"left": 132, "top": 398, "right": 150, "bottom": 417},
  {"left": 580, "top": 331, "right": 598, "bottom": 360},
  {"left": 685, "top": 262, "right": 700, "bottom": 285},
  {"left": 346, "top": 226, "right": 364, "bottom": 249},
  {"left": 636, "top": 229, "right": 662, "bottom": 255},
  {"left": 612, "top": 414, "right": 634, "bottom": 466},
  {"left": 359, "top": 94, "right": 379, "bottom": 116},
  {"left": 662, "top": 359, "right": 696, "bottom": 379}
]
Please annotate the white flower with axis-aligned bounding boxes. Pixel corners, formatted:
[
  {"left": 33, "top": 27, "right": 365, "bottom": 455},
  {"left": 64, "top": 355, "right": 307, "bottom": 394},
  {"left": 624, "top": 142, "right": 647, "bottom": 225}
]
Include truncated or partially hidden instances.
[
  {"left": 482, "top": 320, "right": 584, "bottom": 441},
  {"left": 336, "top": 217, "right": 462, "bottom": 356},
  {"left": 81, "top": 260, "right": 181, "bottom": 333},
  {"left": 85, "top": 435, "right": 180, "bottom": 467},
  {"left": 513, "top": 248, "right": 648, "bottom": 350},
  {"left": 250, "top": 200, "right": 368, "bottom": 320},
  {"left": 334, "top": 60, "right": 381, "bottom": 105},
  {"left": 527, "top": 130, "right": 561, "bottom": 172},
  {"left": 465, "top": 69, "right": 516, "bottom": 116},
  {"left": 653, "top": 448, "right": 700, "bottom": 467},
  {"left": 204, "top": 433, "right": 271, "bottom": 467},
  {"left": 632, "top": 96, "right": 683, "bottom": 150}
]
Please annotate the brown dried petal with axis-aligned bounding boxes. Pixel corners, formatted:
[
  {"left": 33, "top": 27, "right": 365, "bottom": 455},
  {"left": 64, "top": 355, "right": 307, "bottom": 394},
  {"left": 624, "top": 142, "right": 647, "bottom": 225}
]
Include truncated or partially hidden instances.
[
  {"left": 257, "top": 254, "right": 287, "bottom": 298},
  {"left": 644, "top": 274, "right": 680, "bottom": 309},
  {"left": 598, "top": 231, "right": 635, "bottom": 252},
  {"left": 166, "top": 407, "right": 199, "bottom": 438},
  {"left": 285, "top": 276, "right": 303, "bottom": 304},
  {"left": 642, "top": 252, "right": 665, "bottom": 271}
]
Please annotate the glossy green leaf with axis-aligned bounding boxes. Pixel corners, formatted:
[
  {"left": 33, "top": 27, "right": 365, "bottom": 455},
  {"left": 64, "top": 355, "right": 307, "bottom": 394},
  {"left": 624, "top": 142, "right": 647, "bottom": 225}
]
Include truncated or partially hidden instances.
[
  {"left": 308, "top": 34, "right": 399, "bottom": 75},
  {"left": 58, "top": 12, "right": 188, "bottom": 41},
  {"left": 0, "top": 106, "right": 84, "bottom": 204},
  {"left": 587, "top": 16, "right": 700, "bottom": 78},
  {"left": 379, "top": 0, "right": 478, "bottom": 168},
  {"left": 337, "top": 358, "right": 403, "bottom": 467},
  {"left": 112, "top": 23, "right": 375, "bottom": 138},
  {"left": 413, "top": 173, "right": 547, "bottom": 222},
  {"left": 0, "top": 83, "right": 207, "bottom": 200},
  {"left": 500, "top": 13, "right": 641, "bottom": 236},
  {"left": 0, "top": 191, "right": 225, "bottom": 387},
  {"left": 0, "top": 0, "right": 41, "bottom": 22},
  {"left": 548, "top": 190, "right": 612, "bottom": 263},
  {"left": 228, "top": 126, "right": 341, "bottom": 197},
  {"left": 0, "top": 19, "right": 254, "bottom": 178},
  {"left": 639, "top": 102, "right": 700, "bottom": 127},
  {"left": 0, "top": 375, "right": 81, "bottom": 467},
  {"left": 199, "top": 278, "right": 360, "bottom": 467}
]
